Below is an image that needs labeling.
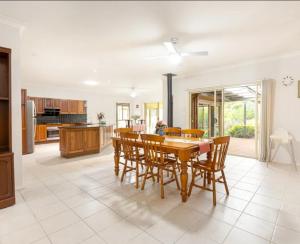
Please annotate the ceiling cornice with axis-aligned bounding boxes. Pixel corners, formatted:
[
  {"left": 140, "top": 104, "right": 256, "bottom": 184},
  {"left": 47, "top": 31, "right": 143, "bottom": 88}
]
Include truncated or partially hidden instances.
[
  {"left": 179, "top": 50, "right": 300, "bottom": 80},
  {"left": 0, "top": 14, "right": 25, "bottom": 33}
]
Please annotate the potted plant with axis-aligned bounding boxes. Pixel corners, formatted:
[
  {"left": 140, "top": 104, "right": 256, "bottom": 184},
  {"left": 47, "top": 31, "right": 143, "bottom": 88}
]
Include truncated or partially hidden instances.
[{"left": 97, "top": 112, "right": 106, "bottom": 125}]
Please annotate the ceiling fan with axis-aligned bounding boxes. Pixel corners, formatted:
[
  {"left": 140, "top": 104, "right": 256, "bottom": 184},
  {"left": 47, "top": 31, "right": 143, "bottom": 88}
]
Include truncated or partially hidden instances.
[{"left": 145, "top": 37, "right": 208, "bottom": 63}]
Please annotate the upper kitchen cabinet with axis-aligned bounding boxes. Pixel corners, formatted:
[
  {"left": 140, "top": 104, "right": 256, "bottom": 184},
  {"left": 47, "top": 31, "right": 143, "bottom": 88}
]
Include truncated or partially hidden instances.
[
  {"left": 77, "top": 100, "right": 86, "bottom": 114},
  {"left": 68, "top": 100, "right": 78, "bottom": 114},
  {"left": 27, "top": 96, "right": 86, "bottom": 115},
  {"left": 44, "top": 98, "right": 53, "bottom": 108},
  {"left": 53, "top": 99, "right": 60, "bottom": 109},
  {"left": 60, "top": 99, "right": 69, "bottom": 114},
  {"left": 28, "top": 97, "right": 44, "bottom": 114}
]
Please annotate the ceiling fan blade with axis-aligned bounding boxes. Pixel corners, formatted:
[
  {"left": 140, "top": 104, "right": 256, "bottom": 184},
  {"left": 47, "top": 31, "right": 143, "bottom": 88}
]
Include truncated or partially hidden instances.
[
  {"left": 144, "top": 55, "right": 170, "bottom": 60},
  {"left": 163, "top": 41, "right": 177, "bottom": 54},
  {"left": 181, "top": 51, "right": 208, "bottom": 56}
]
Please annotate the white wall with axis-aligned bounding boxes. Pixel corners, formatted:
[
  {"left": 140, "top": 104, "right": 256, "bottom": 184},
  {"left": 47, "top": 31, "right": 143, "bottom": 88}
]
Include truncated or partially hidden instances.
[
  {"left": 131, "top": 90, "right": 163, "bottom": 120},
  {"left": 0, "top": 22, "right": 23, "bottom": 188},
  {"left": 171, "top": 53, "right": 300, "bottom": 164}
]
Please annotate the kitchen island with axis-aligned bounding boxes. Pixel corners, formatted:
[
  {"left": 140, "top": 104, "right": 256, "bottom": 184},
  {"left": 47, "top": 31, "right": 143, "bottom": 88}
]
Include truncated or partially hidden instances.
[{"left": 59, "top": 124, "right": 113, "bottom": 158}]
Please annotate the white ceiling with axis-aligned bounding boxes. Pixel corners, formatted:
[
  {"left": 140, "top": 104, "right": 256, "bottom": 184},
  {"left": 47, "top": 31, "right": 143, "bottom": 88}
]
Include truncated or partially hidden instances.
[{"left": 1, "top": 1, "right": 300, "bottom": 95}]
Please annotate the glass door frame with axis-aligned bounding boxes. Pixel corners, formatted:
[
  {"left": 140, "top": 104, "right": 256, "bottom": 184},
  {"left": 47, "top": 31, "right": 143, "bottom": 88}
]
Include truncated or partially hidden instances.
[
  {"left": 189, "top": 81, "right": 261, "bottom": 159},
  {"left": 144, "top": 102, "right": 163, "bottom": 133},
  {"left": 116, "top": 102, "right": 130, "bottom": 128}
]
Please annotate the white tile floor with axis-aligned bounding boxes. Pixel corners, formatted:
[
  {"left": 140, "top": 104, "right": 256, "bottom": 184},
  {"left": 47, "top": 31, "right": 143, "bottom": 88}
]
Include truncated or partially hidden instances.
[{"left": 1, "top": 143, "right": 300, "bottom": 244}]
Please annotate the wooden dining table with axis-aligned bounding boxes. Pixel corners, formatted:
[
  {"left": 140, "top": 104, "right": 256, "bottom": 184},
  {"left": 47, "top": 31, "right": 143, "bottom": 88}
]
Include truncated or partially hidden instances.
[{"left": 112, "top": 135, "right": 213, "bottom": 202}]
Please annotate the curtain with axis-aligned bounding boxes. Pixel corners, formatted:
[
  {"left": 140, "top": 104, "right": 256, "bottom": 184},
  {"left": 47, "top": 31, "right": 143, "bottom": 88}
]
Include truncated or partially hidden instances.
[{"left": 259, "top": 79, "right": 274, "bottom": 162}]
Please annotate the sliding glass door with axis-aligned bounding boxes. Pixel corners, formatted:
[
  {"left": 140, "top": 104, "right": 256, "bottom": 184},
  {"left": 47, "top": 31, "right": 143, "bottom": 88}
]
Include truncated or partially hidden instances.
[{"left": 191, "top": 83, "right": 261, "bottom": 158}]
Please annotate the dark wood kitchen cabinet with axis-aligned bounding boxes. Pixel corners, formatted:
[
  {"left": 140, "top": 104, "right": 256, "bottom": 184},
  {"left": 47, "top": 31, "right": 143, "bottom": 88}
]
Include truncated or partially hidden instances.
[
  {"left": 60, "top": 99, "right": 69, "bottom": 114},
  {"left": 53, "top": 99, "right": 60, "bottom": 108},
  {"left": 68, "top": 100, "right": 78, "bottom": 114},
  {"left": 44, "top": 98, "right": 53, "bottom": 108},
  {"left": 0, "top": 153, "right": 15, "bottom": 209},
  {"left": 77, "top": 100, "right": 86, "bottom": 114},
  {"left": 28, "top": 96, "right": 86, "bottom": 115},
  {"left": 35, "top": 125, "right": 47, "bottom": 143},
  {"left": 28, "top": 97, "right": 44, "bottom": 114},
  {"left": 0, "top": 47, "right": 15, "bottom": 209}
]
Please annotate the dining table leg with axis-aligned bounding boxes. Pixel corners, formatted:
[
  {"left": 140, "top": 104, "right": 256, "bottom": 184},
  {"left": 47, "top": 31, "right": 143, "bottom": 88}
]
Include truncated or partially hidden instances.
[
  {"left": 178, "top": 150, "right": 191, "bottom": 202},
  {"left": 113, "top": 140, "right": 120, "bottom": 176}
]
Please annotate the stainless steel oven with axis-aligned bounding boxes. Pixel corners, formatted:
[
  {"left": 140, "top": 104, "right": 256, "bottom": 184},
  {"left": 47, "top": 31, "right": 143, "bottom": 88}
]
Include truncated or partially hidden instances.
[{"left": 47, "top": 126, "right": 59, "bottom": 141}]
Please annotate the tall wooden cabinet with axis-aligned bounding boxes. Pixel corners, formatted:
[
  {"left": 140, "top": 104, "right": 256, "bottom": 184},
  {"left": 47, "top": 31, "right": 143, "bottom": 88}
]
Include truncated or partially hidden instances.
[{"left": 0, "top": 47, "right": 15, "bottom": 209}]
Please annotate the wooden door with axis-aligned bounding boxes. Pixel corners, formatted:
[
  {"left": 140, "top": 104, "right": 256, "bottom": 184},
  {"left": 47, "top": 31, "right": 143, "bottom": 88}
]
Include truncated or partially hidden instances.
[
  {"left": 44, "top": 98, "right": 53, "bottom": 108},
  {"left": 21, "top": 89, "right": 27, "bottom": 154},
  {"left": 0, "top": 153, "right": 14, "bottom": 206},
  {"left": 60, "top": 99, "right": 69, "bottom": 114},
  {"left": 67, "top": 129, "right": 84, "bottom": 153},
  {"left": 84, "top": 128, "right": 99, "bottom": 151},
  {"left": 191, "top": 93, "right": 198, "bottom": 129}
]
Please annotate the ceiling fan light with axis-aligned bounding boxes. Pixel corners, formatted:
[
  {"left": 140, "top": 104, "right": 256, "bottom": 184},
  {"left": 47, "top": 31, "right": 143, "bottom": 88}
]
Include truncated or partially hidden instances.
[
  {"left": 83, "top": 80, "right": 99, "bottom": 86},
  {"left": 130, "top": 88, "right": 137, "bottom": 98},
  {"left": 169, "top": 54, "right": 182, "bottom": 65},
  {"left": 164, "top": 41, "right": 177, "bottom": 54}
]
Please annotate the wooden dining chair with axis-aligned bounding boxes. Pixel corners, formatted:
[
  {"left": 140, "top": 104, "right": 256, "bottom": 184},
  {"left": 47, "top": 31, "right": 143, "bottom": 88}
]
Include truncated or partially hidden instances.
[
  {"left": 114, "top": 127, "right": 134, "bottom": 169},
  {"left": 163, "top": 127, "right": 181, "bottom": 136},
  {"left": 140, "top": 134, "right": 180, "bottom": 199},
  {"left": 119, "top": 132, "right": 145, "bottom": 189},
  {"left": 114, "top": 127, "right": 133, "bottom": 137},
  {"left": 181, "top": 129, "right": 205, "bottom": 138},
  {"left": 182, "top": 129, "right": 206, "bottom": 167},
  {"left": 188, "top": 136, "right": 230, "bottom": 206}
]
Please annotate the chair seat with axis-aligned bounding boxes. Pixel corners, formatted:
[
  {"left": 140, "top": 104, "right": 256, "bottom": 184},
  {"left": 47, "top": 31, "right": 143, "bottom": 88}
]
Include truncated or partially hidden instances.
[
  {"left": 144, "top": 157, "right": 177, "bottom": 166},
  {"left": 124, "top": 153, "right": 145, "bottom": 161},
  {"left": 193, "top": 160, "right": 224, "bottom": 172}
]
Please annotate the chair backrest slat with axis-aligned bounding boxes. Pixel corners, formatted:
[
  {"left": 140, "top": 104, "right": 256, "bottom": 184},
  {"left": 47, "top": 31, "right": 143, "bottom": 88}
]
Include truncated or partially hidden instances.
[
  {"left": 114, "top": 127, "right": 133, "bottom": 137},
  {"left": 120, "top": 132, "right": 139, "bottom": 161},
  {"left": 211, "top": 136, "right": 230, "bottom": 170},
  {"left": 182, "top": 129, "right": 205, "bottom": 138},
  {"left": 141, "top": 134, "right": 165, "bottom": 165},
  {"left": 163, "top": 127, "right": 181, "bottom": 136}
]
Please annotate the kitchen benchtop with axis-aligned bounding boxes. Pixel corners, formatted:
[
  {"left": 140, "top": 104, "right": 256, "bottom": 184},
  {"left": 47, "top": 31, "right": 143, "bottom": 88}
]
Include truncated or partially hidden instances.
[{"left": 59, "top": 124, "right": 113, "bottom": 129}]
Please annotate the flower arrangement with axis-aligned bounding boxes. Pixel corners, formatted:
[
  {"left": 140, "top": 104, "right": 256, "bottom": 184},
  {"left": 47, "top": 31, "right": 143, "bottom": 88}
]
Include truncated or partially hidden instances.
[
  {"left": 131, "top": 114, "right": 141, "bottom": 123},
  {"left": 155, "top": 120, "right": 167, "bottom": 135},
  {"left": 97, "top": 112, "right": 105, "bottom": 124}
]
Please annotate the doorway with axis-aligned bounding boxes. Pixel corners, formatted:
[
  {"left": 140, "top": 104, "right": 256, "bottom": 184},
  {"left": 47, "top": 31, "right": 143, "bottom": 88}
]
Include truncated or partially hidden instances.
[
  {"left": 191, "top": 84, "right": 261, "bottom": 158},
  {"left": 144, "top": 102, "right": 163, "bottom": 133},
  {"left": 116, "top": 103, "right": 130, "bottom": 128}
]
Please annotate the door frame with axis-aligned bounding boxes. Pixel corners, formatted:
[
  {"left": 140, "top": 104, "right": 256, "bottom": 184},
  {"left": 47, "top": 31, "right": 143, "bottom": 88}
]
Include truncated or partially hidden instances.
[{"left": 116, "top": 102, "right": 130, "bottom": 128}]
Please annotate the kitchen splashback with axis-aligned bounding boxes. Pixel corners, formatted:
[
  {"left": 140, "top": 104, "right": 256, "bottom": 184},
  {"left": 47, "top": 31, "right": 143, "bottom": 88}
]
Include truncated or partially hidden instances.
[{"left": 37, "top": 114, "right": 87, "bottom": 124}]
